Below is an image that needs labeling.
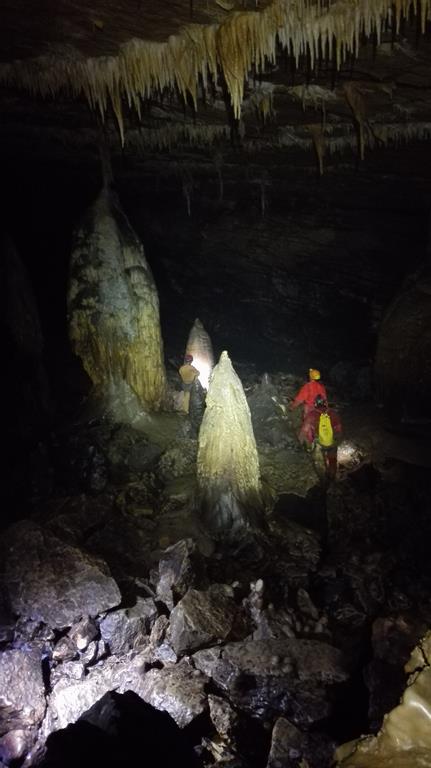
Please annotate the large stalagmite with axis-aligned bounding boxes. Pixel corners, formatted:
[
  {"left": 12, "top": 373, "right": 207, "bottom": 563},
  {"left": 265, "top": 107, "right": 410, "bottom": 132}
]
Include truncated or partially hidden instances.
[
  {"left": 68, "top": 189, "right": 167, "bottom": 417},
  {"left": 186, "top": 318, "right": 214, "bottom": 390},
  {"left": 197, "top": 350, "right": 262, "bottom": 534}
]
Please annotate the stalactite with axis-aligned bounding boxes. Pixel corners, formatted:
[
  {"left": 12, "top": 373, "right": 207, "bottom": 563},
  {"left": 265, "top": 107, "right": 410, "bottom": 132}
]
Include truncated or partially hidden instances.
[
  {"left": 344, "top": 82, "right": 367, "bottom": 160},
  {"left": 307, "top": 123, "right": 326, "bottom": 174},
  {"left": 196, "top": 350, "right": 262, "bottom": 535},
  {"left": 0, "top": 0, "right": 429, "bottom": 143}
]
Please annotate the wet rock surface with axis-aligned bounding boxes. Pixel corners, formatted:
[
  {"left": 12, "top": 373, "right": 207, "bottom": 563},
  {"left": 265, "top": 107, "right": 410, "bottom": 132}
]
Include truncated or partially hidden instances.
[{"left": 1, "top": 366, "right": 431, "bottom": 767}]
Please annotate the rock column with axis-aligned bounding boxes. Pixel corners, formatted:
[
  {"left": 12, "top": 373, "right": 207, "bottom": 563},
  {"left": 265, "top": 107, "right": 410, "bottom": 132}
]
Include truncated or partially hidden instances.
[{"left": 68, "top": 189, "right": 167, "bottom": 418}]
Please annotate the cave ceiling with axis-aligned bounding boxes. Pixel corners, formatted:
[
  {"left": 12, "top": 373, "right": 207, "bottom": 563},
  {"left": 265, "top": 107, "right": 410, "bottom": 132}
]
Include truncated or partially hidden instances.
[{"left": 1, "top": 1, "right": 431, "bottom": 189}]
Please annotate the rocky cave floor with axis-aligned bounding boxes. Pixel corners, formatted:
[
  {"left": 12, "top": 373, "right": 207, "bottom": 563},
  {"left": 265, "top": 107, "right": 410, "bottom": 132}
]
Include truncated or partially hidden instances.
[{"left": 1, "top": 362, "right": 431, "bottom": 768}]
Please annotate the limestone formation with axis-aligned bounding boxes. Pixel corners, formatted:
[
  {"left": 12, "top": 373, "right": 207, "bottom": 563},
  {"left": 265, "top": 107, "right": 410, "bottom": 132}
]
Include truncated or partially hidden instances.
[
  {"left": 185, "top": 317, "right": 214, "bottom": 390},
  {"left": 197, "top": 350, "right": 262, "bottom": 534},
  {"left": 68, "top": 188, "right": 167, "bottom": 418},
  {"left": 1, "top": 1, "right": 428, "bottom": 142},
  {"left": 335, "top": 631, "right": 431, "bottom": 768}
]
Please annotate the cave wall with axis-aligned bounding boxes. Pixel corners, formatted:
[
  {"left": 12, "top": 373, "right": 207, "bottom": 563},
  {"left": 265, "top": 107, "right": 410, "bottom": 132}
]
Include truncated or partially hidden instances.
[
  {"left": 2, "top": 151, "right": 429, "bottom": 398},
  {"left": 119, "top": 170, "right": 428, "bottom": 372}
]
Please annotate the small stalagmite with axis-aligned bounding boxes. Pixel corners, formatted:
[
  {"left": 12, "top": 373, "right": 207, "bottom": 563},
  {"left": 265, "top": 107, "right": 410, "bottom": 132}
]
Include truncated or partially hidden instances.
[
  {"left": 186, "top": 317, "right": 214, "bottom": 390},
  {"left": 197, "top": 350, "right": 262, "bottom": 534},
  {"left": 68, "top": 188, "right": 167, "bottom": 417}
]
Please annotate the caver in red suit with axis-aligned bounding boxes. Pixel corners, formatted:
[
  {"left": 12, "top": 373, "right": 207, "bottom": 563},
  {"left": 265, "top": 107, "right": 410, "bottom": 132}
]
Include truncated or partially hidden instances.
[{"left": 290, "top": 368, "right": 328, "bottom": 418}]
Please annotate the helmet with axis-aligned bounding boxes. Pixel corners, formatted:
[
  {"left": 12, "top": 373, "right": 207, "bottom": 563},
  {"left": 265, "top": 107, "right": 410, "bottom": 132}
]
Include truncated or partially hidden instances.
[
  {"left": 314, "top": 395, "right": 327, "bottom": 410},
  {"left": 309, "top": 368, "right": 321, "bottom": 381},
  {"left": 184, "top": 354, "right": 193, "bottom": 363}
]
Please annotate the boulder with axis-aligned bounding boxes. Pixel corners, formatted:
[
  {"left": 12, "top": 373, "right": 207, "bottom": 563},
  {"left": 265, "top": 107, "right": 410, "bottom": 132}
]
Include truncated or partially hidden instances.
[
  {"left": 137, "top": 660, "right": 208, "bottom": 728},
  {"left": 2, "top": 520, "right": 121, "bottom": 629},
  {"left": 167, "top": 584, "right": 237, "bottom": 656},
  {"left": 155, "top": 539, "right": 207, "bottom": 610},
  {"left": 193, "top": 639, "right": 347, "bottom": 724},
  {"left": 0, "top": 645, "right": 45, "bottom": 734},
  {"left": 100, "top": 598, "right": 157, "bottom": 655}
]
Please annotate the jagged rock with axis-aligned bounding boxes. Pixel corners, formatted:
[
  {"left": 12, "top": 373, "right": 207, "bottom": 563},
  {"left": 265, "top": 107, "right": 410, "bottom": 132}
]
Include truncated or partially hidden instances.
[
  {"left": 167, "top": 584, "right": 237, "bottom": 656},
  {"left": 153, "top": 642, "right": 178, "bottom": 665},
  {"left": 155, "top": 539, "right": 207, "bottom": 610},
  {"left": 41, "top": 688, "right": 200, "bottom": 768},
  {"left": 51, "top": 661, "right": 85, "bottom": 686},
  {"left": 193, "top": 639, "right": 347, "bottom": 724},
  {"left": 79, "top": 640, "right": 105, "bottom": 667},
  {"left": 149, "top": 615, "right": 169, "bottom": 647},
  {"left": 208, "top": 695, "right": 238, "bottom": 740},
  {"left": 266, "top": 717, "right": 333, "bottom": 768},
  {"left": 100, "top": 598, "right": 155, "bottom": 655},
  {"left": 249, "top": 605, "right": 297, "bottom": 641},
  {"left": 1, "top": 520, "right": 121, "bottom": 629},
  {"left": 53, "top": 636, "right": 78, "bottom": 663},
  {"left": 266, "top": 718, "right": 304, "bottom": 767},
  {"left": 0, "top": 645, "right": 46, "bottom": 734},
  {"left": 13, "top": 617, "right": 54, "bottom": 645},
  {"left": 68, "top": 617, "right": 98, "bottom": 651},
  {"left": 138, "top": 660, "right": 208, "bottom": 728},
  {"left": 43, "top": 651, "right": 150, "bottom": 738}
]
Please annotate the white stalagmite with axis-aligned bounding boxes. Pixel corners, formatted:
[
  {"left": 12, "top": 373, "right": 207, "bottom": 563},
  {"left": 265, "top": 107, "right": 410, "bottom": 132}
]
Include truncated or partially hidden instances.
[
  {"left": 335, "top": 631, "right": 431, "bottom": 767},
  {"left": 186, "top": 318, "right": 215, "bottom": 390},
  {"left": 68, "top": 188, "right": 167, "bottom": 418},
  {"left": 197, "top": 350, "right": 262, "bottom": 534},
  {"left": 0, "top": 0, "right": 429, "bottom": 141}
]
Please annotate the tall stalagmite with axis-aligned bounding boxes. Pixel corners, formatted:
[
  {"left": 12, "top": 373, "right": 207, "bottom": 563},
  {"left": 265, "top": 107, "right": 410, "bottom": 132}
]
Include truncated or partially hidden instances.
[
  {"left": 68, "top": 189, "right": 167, "bottom": 418},
  {"left": 186, "top": 318, "right": 214, "bottom": 390},
  {"left": 197, "top": 350, "right": 262, "bottom": 534}
]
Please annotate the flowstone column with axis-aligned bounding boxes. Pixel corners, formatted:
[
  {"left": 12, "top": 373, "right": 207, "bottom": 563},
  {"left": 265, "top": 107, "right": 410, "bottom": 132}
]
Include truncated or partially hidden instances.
[
  {"left": 185, "top": 318, "right": 214, "bottom": 390},
  {"left": 68, "top": 188, "right": 167, "bottom": 419},
  {"left": 197, "top": 351, "right": 262, "bottom": 535}
]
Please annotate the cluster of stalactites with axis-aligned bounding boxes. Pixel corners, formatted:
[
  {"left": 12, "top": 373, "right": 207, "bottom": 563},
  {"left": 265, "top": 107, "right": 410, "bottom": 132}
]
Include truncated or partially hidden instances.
[{"left": 1, "top": 0, "right": 429, "bottom": 143}]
